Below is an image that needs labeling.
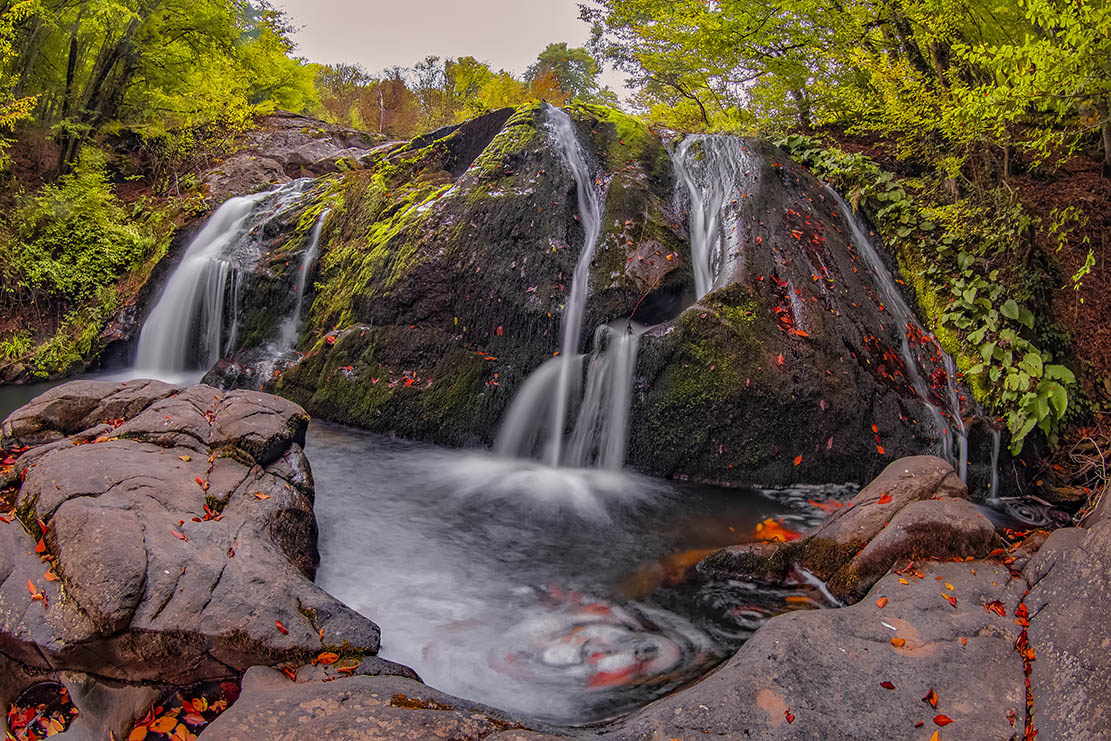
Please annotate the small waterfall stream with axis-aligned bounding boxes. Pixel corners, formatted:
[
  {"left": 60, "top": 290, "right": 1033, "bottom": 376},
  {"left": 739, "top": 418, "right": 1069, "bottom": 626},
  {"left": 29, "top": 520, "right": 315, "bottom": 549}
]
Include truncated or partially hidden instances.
[
  {"left": 498, "top": 106, "right": 632, "bottom": 469},
  {"left": 829, "top": 189, "right": 969, "bottom": 478},
  {"left": 279, "top": 209, "right": 330, "bottom": 350},
  {"left": 134, "top": 180, "right": 309, "bottom": 377},
  {"left": 670, "top": 136, "right": 751, "bottom": 297}
]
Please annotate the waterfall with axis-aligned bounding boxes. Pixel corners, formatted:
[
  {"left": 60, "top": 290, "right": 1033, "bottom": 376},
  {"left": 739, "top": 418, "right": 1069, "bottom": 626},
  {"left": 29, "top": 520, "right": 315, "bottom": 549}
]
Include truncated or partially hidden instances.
[
  {"left": 279, "top": 209, "right": 330, "bottom": 349},
  {"left": 135, "top": 180, "right": 309, "bottom": 376},
  {"left": 670, "top": 135, "right": 751, "bottom": 298},
  {"left": 565, "top": 321, "right": 645, "bottom": 469},
  {"left": 544, "top": 106, "right": 604, "bottom": 466},
  {"left": 828, "top": 188, "right": 969, "bottom": 478}
]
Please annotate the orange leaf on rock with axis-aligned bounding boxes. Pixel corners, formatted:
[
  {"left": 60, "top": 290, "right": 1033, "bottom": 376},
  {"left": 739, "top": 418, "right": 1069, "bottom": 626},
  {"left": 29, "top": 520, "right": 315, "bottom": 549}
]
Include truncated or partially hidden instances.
[
  {"left": 875, "top": 597, "right": 888, "bottom": 608},
  {"left": 171, "top": 529, "right": 188, "bottom": 542},
  {"left": 129, "top": 727, "right": 149, "bottom": 741},
  {"left": 317, "top": 651, "right": 339, "bottom": 665},
  {"left": 929, "top": 732, "right": 940, "bottom": 741},
  {"left": 876, "top": 445, "right": 886, "bottom": 455},
  {"left": 924, "top": 688, "right": 939, "bottom": 708},
  {"left": 880, "top": 681, "right": 895, "bottom": 689},
  {"left": 984, "top": 600, "right": 1006, "bottom": 617},
  {"left": 35, "top": 538, "right": 45, "bottom": 554},
  {"left": 891, "top": 637, "right": 906, "bottom": 647},
  {"left": 254, "top": 492, "right": 270, "bottom": 500},
  {"left": 784, "top": 708, "right": 794, "bottom": 724},
  {"left": 877, "top": 492, "right": 892, "bottom": 504},
  {"left": 150, "top": 716, "right": 178, "bottom": 733},
  {"left": 934, "top": 714, "right": 954, "bottom": 726},
  {"left": 793, "top": 455, "right": 802, "bottom": 466},
  {"left": 275, "top": 620, "right": 288, "bottom": 635}
]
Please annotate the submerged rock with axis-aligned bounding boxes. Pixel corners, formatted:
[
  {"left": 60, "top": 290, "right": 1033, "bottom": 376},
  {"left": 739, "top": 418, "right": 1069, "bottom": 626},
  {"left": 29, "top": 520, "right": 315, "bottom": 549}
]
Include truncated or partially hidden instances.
[{"left": 0, "top": 380, "right": 398, "bottom": 736}]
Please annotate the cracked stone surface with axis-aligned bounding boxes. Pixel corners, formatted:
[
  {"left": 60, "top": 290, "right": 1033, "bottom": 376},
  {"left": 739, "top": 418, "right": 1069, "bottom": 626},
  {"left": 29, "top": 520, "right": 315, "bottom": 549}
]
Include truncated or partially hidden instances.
[
  {"left": 0, "top": 380, "right": 386, "bottom": 719},
  {"left": 197, "top": 667, "right": 556, "bottom": 741}
]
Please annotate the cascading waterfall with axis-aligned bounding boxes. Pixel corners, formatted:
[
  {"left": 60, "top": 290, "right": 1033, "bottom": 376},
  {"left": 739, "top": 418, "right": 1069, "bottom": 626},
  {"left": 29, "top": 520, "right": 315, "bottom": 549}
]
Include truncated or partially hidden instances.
[
  {"left": 565, "top": 321, "right": 646, "bottom": 469},
  {"left": 829, "top": 188, "right": 969, "bottom": 478},
  {"left": 989, "top": 428, "right": 1002, "bottom": 498},
  {"left": 670, "top": 135, "right": 751, "bottom": 298},
  {"left": 279, "top": 209, "right": 330, "bottom": 349},
  {"left": 497, "top": 106, "right": 622, "bottom": 468},
  {"left": 135, "top": 180, "right": 309, "bottom": 376}
]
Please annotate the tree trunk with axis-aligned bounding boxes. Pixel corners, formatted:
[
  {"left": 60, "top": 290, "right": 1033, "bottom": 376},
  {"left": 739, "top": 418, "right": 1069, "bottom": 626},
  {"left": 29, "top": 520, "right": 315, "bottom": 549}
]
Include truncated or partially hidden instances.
[
  {"left": 790, "top": 88, "right": 812, "bottom": 130},
  {"left": 1102, "top": 118, "right": 1111, "bottom": 174}
]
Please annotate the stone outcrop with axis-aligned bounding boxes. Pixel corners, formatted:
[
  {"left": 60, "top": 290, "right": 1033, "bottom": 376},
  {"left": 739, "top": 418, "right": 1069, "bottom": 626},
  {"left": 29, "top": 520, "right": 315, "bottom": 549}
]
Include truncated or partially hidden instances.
[
  {"left": 204, "top": 111, "right": 384, "bottom": 204},
  {"left": 0, "top": 380, "right": 397, "bottom": 737},
  {"left": 697, "top": 456, "right": 1000, "bottom": 602}
]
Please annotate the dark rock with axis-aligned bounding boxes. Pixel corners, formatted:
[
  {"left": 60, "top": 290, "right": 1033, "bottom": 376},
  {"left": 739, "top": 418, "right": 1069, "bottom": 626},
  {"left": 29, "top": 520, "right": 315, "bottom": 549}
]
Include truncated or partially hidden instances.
[
  {"left": 196, "top": 667, "right": 555, "bottom": 740},
  {"left": 273, "top": 103, "right": 687, "bottom": 448}
]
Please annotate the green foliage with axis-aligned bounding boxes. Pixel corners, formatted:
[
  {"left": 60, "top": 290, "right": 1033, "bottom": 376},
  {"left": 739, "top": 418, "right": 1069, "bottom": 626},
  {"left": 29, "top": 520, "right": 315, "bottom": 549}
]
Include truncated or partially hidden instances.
[
  {"left": 5, "top": 147, "right": 153, "bottom": 304},
  {"left": 778, "top": 133, "right": 1080, "bottom": 454},
  {"left": 0, "top": 330, "right": 33, "bottom": 362}
]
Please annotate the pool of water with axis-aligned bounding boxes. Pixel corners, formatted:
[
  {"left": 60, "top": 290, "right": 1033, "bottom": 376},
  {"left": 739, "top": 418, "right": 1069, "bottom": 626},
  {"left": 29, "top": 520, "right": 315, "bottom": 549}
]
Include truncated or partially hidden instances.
[
  {"left": 307, "top": 421, "right": 846, "bottom": 724},
  {"left": 2, "top": 375, "right": 851, "bottom": 725}
]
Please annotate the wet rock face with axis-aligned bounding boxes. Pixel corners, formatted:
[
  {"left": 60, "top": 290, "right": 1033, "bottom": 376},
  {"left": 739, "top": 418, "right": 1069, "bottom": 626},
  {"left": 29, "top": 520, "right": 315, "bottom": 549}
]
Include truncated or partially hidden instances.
[
  {"left": 272, "top": 103, "right": 688, "bottom": 446},
  {"left": 629, "top": 138, "right": 947, "bottom": 486},
  {"left": 0, "top": 380, "right": 386, "bottom": 721}
]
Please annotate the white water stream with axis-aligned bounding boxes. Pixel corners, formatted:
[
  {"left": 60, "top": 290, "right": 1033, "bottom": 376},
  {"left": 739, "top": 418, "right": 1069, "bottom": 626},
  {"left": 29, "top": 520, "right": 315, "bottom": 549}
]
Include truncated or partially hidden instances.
[
  {"left": 134, "top": 180, "right": 310, "bottom": 379},
  {"left": 829, "top": 188, "right": 969, "bottom": 479}
]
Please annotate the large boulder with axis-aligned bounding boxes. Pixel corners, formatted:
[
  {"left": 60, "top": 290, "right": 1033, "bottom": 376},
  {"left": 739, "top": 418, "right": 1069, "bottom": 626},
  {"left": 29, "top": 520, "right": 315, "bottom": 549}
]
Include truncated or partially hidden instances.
[
  {"left": 0, "top": 380, "right": 392, "bottom": 736},
  {"left": 696, "top": 456, "right": 1000, "bottom": 603},
  {"left": 272, "top": 103, "right": 688, "bottom": 445},
  {"left": 204, "top": 111, "right": 385, "bottom": 203}
]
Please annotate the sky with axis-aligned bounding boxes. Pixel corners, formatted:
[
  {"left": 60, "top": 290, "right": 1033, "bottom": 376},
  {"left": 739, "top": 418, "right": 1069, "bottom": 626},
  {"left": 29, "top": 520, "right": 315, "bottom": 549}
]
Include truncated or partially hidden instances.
[{"left": 269, "top": 0, "right": 628, "bottom": 95}]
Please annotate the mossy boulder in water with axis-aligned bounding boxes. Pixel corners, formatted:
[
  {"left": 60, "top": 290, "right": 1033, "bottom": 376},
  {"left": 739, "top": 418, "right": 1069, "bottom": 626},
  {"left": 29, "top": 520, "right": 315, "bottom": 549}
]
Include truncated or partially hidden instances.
[
  {"left": 629, "top": 138, "right": 949, "bottom": 485},
  {"left": 273, "top": 103, "right": 687, "bottom": 446}
]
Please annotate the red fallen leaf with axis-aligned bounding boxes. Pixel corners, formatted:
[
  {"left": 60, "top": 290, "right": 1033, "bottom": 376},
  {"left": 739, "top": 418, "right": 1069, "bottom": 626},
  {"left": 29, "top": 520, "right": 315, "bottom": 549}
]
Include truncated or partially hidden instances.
[
  {"left": 325, "top": 335, "right": 336, "bottom": 345},
  {"left": 793, "top": 455, "right": 803, "bottom": 466},
  {"left": 934, "top": 714, "right": 954, "bottom": 726},
  {"left": 254, "top": 492, "right": 271, "bottom": 500},
  {"left": 984, "top": 600, "right": 1006, "bottom": 617},
  {"left": 878, "top": 493, "right": 893, "bottom": 504},
  {"left": 881, "top": 681, "right": 895, "bottom": 689},
  {"left": 876, "top": 445, "right": 886, "bottom": 455},
  {"left": 317, "top": 651, "right": 339, "bottom": 665},
  {"left": 875, "top": 597, "right": 888, "bottom": 608},
  {"left": 1008, "top": 709, "right": 1017, "bottom": 726},
  {"left": 171, "top": 529, "right": 188, "bottom": 541},
  {"left": 281, "top": 665, "right": 297, "bottom": 681},
  {"left": 337, "top": 663, "right": 359, "bottom": 675},
  {"left": 44, "top": 570, "right": 58, "bottom": 582},
  {"left": 890, "top": 637, "right": 906, "bottom": 647},
  {"left": 943, "top": 593, "right": 958, "bottom": 608},
  {"left": 777, "top": 354, "right": 785, "bottom": 366},
  {"left": 275, "top": 620, "right": 289, "bottom": 635},
  {"left": 785, "top": 708, "right": 794, "bottom": 724},
  {"left": 26, "top": 579, "right": 37, "bottom": 596},
  {"left": 961, "top": 636, "right": 968, "bottom": 646},
  {"left": 195, "top": 476, "right": 205, "bottom": 487},
  {"left": 496, "top": 326, "right": 504, "bottom": 336},
  {"left": 35, "top": 538, "right": 45, "bottom": 554},
  {"left": 924, "top": 688, "right": 939, "bottom": 708},
  {"left": 871, "top": 424, "right": 879, "bottom": 433}
]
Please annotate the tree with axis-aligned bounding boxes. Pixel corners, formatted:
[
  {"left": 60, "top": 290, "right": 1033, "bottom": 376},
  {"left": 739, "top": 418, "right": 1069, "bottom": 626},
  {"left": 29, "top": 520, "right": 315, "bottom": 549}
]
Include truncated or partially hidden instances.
[{"left": 526, "top": 42, "right": 616, "bottom": 105}]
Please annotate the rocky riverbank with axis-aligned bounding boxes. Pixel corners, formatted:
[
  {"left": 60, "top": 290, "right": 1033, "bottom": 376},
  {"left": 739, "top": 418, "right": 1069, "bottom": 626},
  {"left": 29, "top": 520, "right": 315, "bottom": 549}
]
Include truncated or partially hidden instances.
[{"left": 2, "top": 381, "right": 1107, "bottom": 739}]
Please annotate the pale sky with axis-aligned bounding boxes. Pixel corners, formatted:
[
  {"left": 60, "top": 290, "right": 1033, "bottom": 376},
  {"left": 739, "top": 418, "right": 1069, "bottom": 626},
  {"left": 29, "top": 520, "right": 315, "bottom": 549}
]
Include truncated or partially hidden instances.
[{"left": 270, "top": 0, "right": 628, "bottom": 95}]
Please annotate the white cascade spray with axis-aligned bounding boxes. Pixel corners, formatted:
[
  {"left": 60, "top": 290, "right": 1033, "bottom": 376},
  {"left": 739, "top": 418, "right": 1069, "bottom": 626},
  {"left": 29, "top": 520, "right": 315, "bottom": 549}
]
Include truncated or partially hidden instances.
[
  {"left": 135, "top": 180, "right": 309, "bottom": 377},
  {"left": 496, "top": 106, "right": 605, "bottom": 467},
  {"left": 279, "top": 209, "right": 330, "bottom": 349},
  {"left": 989, "top": 427, "right": 1002, "bottom": 498},
  {"left": 670, "top": 135, "right": 751, "bottom": 298},
  {"left": 829, "top": 188, "right": 969, "bottom": 478},
  {"left": 564, "top": 321, "right": 646, "bottom": 469}
]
